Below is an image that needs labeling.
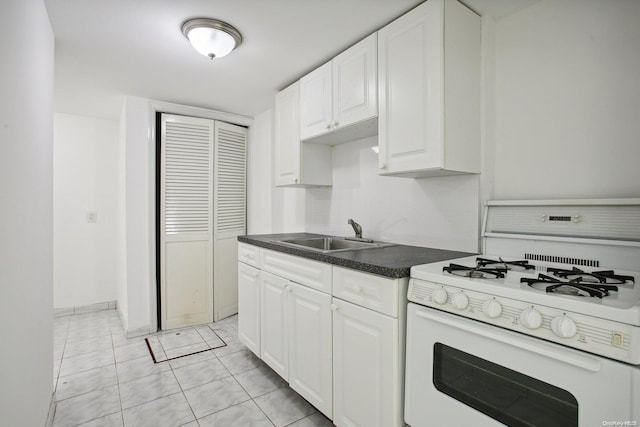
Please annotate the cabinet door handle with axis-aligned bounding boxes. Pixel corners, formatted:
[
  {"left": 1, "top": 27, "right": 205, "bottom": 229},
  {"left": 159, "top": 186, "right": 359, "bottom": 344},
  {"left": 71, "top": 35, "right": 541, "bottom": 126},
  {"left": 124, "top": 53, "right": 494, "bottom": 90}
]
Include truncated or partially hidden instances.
[
  {"left": 330, "top": 303, "right": 338, "bottom": 312},
  {"left": 355, "top": 286, "right": 363, "bottom": 293},
  {"left": 325, "top": 124, "right": 331, "bottom": 130},
  {"left": 293, "top": 177, "right": 298, "bottom": 183},
  {"left": 334, "top": 121, "right": 339, "bottom": 128},
  {"left": 379, "top": 163, "right": 387, "bottom": 170}
]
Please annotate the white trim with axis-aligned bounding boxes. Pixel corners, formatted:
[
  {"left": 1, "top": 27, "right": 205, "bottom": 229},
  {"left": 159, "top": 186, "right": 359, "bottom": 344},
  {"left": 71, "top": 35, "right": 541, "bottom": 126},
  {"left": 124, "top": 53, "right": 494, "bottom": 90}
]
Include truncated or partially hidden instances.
[
  {"left": 483, "top": 232, "right": 640, "bottom": 248},
  {"left": 126, "top": 325, "right": 152, "bottom": 339},
  {"left": 148, "top": 99, "right": 254, "bottom": 127},
  {"left": 45, "top": 392, "right": 56, "bottom": 427},
  {"left": 486, "top": 198, "right": 640, "bottom": 206},
  {"left": 53, "top": 301, "right": 117, "bottom": 317}
]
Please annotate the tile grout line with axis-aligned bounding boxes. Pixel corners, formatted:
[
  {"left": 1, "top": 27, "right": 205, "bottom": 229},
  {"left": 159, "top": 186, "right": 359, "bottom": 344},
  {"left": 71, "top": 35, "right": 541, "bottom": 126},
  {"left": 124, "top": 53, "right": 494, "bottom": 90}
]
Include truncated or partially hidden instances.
[
  {"left": 54, "top": 313, "right": 122, "bottom": 426},
  {"left": 166, "top": 351, "right": 199, "bottom": 425},
  {"left": 232, "top": 365, "right": 277, "bottom": 427},
  {"left": 110, "top": 321, "right": 126, "bottom": 427}
]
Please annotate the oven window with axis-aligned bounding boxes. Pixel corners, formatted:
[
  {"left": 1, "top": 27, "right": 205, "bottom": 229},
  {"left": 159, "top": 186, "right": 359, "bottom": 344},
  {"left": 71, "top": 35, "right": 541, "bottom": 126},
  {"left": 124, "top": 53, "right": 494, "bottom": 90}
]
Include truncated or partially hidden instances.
[{"left": 433, "top": 343, "right": 578, "bottom": 427}]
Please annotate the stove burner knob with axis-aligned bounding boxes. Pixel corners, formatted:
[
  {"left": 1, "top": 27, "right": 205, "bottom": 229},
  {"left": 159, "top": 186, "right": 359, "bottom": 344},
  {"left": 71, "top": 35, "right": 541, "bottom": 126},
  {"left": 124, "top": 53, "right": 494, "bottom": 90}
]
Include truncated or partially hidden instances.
[
  {"left": 519, "top": 308, "right": 543, "bottom": 329},
  {"left": 551, "top": 316, "right": 577, "bottom": 338},
  {"left": 431, "top": 288, "right": 448, "bottom": 305},
  {"left": 451, "top": 292, "right": 469, "bottom": 310},
  {"left": 482, "top": 299, "right": 502, "bottom": 319}
]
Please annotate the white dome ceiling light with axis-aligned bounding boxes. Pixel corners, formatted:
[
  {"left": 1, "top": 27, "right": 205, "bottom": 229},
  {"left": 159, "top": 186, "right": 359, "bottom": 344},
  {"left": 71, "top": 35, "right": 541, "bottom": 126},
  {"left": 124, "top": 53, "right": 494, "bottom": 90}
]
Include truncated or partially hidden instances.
[{"left": 181, "top": 18, "right": 242, "bottom": 60}]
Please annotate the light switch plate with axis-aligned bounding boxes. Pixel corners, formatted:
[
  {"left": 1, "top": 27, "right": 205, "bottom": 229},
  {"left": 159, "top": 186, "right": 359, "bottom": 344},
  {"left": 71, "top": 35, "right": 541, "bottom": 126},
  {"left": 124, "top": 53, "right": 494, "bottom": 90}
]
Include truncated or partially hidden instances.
[{"left": 86, "top": 211, "right": 97, "bottom": 223}]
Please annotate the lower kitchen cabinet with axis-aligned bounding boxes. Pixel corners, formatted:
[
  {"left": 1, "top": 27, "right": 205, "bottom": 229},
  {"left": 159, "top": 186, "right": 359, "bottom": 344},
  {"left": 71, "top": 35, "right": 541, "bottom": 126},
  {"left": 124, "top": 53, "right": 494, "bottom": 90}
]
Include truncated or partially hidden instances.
[
  {"left": 238, "top": 244, "right": 407, "bottom": 427},
  {"left": 288, "top": 281, "right": 333, "bottom": 418},
  {"left": 237, "top": 261, "right": 260, "bottom": 357},
  {"left": 333, "top": 298, "right": 401, "bottom": 427},
  {"left": 260, "top": 271, "right": 289, "bottom": 380}
]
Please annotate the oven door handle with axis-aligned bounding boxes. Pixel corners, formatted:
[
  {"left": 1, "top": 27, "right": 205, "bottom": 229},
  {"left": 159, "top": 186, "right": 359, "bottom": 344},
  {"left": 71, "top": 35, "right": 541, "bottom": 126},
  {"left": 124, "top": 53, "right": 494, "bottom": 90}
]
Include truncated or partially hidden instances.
[{"left": 416, "top": 308, "right": 602, "bottom": 372}]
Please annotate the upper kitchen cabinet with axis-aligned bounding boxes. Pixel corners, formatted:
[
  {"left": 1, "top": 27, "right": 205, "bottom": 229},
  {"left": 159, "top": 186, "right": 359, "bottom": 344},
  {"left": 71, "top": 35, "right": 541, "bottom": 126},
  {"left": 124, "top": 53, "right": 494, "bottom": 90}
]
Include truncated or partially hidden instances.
[
  {"left": 299, "top": 33, "right": 378, "bottom": 145},
  {"left": 274, "top": 81, "right": 332, "bottom": 187},
  {"left": 378, "top": 0, "right": 480, "bottom": 177}
]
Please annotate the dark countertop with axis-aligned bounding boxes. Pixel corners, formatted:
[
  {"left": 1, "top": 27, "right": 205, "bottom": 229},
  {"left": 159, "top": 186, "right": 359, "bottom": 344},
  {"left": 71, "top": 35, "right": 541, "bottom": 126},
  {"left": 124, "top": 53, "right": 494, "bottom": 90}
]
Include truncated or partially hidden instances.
[{"left": 238, "top": 233, "right": 475, "bottom": 279}]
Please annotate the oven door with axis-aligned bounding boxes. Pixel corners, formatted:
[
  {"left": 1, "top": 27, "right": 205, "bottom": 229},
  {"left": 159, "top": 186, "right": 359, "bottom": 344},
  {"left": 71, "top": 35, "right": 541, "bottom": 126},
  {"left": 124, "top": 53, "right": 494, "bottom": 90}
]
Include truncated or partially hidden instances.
[{"left": 405, "top": 303, "right": 638, "bottom": 427}]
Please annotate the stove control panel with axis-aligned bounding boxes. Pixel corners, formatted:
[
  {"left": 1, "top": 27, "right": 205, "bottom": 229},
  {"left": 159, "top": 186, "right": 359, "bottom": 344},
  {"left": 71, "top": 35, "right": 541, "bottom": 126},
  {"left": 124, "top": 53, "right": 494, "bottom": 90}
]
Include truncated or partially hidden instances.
[{"left": 408, "top": 278, "right": 640, "bottom": 364}]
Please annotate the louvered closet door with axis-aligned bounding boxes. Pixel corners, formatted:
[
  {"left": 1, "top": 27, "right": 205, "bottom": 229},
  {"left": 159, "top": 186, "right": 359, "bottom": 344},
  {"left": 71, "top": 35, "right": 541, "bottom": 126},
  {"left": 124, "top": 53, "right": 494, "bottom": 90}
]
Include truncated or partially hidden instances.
[
  {"left": 213, "top": 121, "right": 247, "bottom": 320},
  {"left": 161, "top": 114, "right": 214, "bottom": 329}
]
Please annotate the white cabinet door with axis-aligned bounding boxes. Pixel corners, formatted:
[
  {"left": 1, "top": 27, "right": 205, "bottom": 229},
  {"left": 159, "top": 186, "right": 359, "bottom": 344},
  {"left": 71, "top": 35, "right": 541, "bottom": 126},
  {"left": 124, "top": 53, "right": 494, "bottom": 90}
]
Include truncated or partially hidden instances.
[
  {"left": 274, "top": 82, "right": 332, "bottom": 187},
  {"left": 300, "top": 62, "right": 332, "bottom": 140},
  {"left": 378, "top": 0, "right": 443, "bottom": 175},
  {"left": 237, "top": 262, "right": 260, "bottom": 357},
  {"left": 288, "top": 281, "right": 333, "bottom": 418},
  {"left": 378, "top": 0, "right": 480, "bottom": 177},
  {"left": 275, "top": 82, "right": 301, "bottom": 186},
  {"left": 333, "top": 33, "right": 377, "bottom": 130},
  {"left": 260, "top": 271, "right": 289, "bottom": 380},
  {"left": 300, "top": 34, "right": 377, "bottom": 144},
  {"left": 333, "top": 298, "right": 401, "bottom": 427}
]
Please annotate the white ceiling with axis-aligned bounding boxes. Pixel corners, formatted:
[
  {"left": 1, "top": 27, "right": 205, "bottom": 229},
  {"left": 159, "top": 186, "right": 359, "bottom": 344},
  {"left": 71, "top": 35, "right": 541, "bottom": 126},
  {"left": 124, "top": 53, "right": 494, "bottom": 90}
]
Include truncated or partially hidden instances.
[{"left": 45, "top": 0, "right": 538, "bottom": 121}]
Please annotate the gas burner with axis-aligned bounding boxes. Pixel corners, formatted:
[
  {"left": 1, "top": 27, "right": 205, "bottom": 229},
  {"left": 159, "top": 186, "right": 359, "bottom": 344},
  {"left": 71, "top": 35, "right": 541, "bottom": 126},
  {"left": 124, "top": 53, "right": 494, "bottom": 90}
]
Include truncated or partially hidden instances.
[
  {"left": 521, "top": 274, "right": 619, "bottom": 298},
  {"left": 476, "top": 257, "right": 536, "bottom": 271},
  {"left": 443, "top": 263, "right": 506, "bottom": 279},
  {"left": 547, "top": 267, "right": 635, "bottom": 285}
]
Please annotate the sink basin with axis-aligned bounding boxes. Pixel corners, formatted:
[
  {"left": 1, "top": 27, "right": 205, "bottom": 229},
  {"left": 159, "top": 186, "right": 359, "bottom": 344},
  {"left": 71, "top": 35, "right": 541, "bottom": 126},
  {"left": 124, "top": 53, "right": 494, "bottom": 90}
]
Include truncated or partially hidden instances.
[{"left": 274, "top": 237, "right": 392, "bottom": 253}]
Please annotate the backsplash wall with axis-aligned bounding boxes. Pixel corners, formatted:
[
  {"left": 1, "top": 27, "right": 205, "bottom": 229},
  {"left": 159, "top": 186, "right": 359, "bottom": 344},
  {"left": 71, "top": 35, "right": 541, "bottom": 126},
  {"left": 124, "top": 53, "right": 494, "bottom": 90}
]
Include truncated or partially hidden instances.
[{"left": 305, "top": 136, "right": 480, "bottom": 253}]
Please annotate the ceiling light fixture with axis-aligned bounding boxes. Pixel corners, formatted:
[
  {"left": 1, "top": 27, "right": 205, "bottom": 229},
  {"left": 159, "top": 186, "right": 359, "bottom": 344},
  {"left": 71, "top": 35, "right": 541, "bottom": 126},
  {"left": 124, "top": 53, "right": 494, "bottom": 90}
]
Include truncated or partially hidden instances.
[{"left": 181, "top": 18, "right": 242, "bottom": 60}]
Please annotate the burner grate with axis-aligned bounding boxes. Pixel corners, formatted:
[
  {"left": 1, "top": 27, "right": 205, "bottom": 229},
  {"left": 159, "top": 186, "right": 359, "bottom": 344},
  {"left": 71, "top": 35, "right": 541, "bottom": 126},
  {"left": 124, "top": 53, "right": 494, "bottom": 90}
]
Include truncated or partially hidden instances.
[
  {"left": 547, "top": 267, "right": 634, "bottom": 285},
  {"left": 524, "top": 253, "right": 600, "bottom": 267},
  {"left": 443, "top": 263, "right": 506, "bottom": 279},
  {"left": 477, "top": 257, "right": 535, "bottom": 271},
  {"left": 521, "top": 273, "right": 618, "bottom": 298}
]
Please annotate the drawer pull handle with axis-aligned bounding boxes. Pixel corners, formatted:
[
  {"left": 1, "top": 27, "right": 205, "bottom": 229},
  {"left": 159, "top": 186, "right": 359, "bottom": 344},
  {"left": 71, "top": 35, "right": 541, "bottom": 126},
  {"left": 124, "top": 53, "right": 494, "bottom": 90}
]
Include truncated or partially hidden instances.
[{"left": 355, "top": 286, "right": 363, "bottom": 293}]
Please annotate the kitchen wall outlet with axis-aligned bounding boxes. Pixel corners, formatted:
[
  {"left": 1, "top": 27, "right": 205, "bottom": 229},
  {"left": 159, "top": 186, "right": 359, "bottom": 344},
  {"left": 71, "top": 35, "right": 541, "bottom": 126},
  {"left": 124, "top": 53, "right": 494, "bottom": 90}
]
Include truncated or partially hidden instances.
[{"left": 86, "top": 211, "right": 97, "bottom": 223}]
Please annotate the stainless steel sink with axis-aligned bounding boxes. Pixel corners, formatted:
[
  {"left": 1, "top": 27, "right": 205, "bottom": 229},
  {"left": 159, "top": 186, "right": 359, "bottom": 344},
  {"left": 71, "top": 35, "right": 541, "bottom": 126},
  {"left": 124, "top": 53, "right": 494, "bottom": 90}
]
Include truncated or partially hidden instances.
[{"left": 274, "top": 237, "right": 393, "bottom": 253}]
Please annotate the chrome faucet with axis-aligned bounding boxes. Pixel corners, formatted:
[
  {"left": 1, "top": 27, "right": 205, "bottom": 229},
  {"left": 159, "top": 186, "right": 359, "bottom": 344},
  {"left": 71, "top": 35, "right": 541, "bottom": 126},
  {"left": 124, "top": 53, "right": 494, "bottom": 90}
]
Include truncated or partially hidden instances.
[{"left": 348, "top": 219, "right": 363, "bottom": 239}]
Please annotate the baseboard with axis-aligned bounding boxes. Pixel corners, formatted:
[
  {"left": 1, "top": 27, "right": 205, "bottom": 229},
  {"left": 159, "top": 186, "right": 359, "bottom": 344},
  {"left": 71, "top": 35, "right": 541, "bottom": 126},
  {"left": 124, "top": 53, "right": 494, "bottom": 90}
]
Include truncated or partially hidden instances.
[
  {"left": 45, "top": 391, "right": 56, "bottom": 427},
  {"left": 126, "top": 325, "right": 152, "bottom": 338},
  {"left": 53, "top": 301, "right": 117, "bottom": 318},
  {"left": 115, "top": 306, "right": 150, "bottom": 338}
]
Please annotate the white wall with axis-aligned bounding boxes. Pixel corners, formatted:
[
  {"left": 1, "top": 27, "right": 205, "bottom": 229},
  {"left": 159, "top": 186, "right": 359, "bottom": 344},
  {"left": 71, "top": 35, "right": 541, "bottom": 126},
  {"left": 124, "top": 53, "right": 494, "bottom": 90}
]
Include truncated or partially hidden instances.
[
  {"left": 121, "top": 96, "right": 153, "bottom": 334},
  {"left": 244, "top": 106, "right": 308, "bottom": 236},
  {"left": 493, "top": 0, "right": 640, "bottom": 199},
  {"left": 0, "top": 1, "right": 54, "bottom": 425},
  {"left": 306, "top": 137, "right": 479, "bottom": 252},
  {"left": 247, "top": 109, "right": 274, "bottom": 234},
  {"left": 53, "top": 113, "right": 119, "bottom": 309}
]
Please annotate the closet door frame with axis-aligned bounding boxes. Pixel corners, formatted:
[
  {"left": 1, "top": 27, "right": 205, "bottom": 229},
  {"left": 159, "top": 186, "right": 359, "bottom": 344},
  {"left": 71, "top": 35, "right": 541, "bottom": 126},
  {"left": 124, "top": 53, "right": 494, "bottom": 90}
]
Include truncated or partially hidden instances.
[{"left": 149, "top": 100, "right": 253, "bottom": 334}]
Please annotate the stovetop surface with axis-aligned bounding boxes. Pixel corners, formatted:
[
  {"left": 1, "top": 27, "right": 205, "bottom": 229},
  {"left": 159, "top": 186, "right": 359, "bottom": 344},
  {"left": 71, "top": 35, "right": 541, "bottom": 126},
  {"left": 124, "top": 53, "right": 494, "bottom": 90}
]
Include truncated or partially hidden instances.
[{"left": 411, "top": 255, "right": 640, "bottom": 325}]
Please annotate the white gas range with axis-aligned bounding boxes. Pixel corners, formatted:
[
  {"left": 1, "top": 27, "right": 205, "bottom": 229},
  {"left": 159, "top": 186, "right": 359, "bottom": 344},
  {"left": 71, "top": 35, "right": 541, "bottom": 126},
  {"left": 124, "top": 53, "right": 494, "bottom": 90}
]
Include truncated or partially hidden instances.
[{"left": 405, "top": 199, "right": 640, "bottom": 427}]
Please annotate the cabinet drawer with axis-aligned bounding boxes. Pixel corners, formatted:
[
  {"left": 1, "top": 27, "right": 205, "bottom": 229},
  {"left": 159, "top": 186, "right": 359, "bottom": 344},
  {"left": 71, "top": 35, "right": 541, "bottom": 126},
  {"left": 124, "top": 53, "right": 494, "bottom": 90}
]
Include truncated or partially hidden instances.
[
  {"left": 238, "top": 242, "right": 260, "bottom": 267},
  {"left": 261, "top": 249, "right": 332, "bottom": 294},
  {"left": 333, "top": 267, "right": 404, "bottom": 317}
]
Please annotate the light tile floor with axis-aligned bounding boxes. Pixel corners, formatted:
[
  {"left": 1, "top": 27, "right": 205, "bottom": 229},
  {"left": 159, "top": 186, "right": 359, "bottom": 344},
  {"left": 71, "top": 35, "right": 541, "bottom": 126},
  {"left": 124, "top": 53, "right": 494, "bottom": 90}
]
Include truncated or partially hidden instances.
[{"left": 53, "top": 310, "right": 333, "bottom": 427}]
